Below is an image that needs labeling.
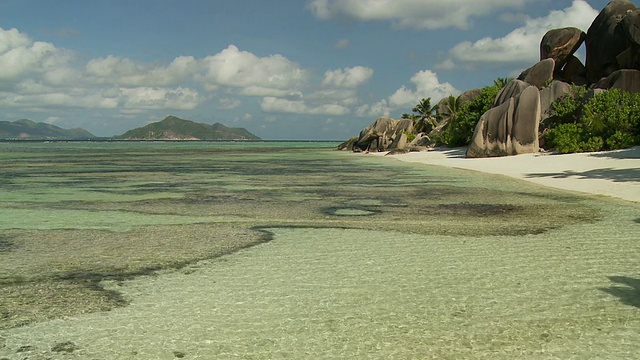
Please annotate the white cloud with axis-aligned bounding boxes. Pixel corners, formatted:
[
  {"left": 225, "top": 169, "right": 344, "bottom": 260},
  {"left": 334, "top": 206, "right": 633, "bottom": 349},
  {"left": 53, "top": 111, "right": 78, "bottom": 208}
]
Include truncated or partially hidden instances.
[
  {"left": 388, "top": 70, "right": 459, "bottom": 107},
  {"left": 0, "top": 27, "right": 374, "bottom": 122},
  {"left": 354, "top": 69, "right": 458, "bottom": 118},
  {"left": 439, "top": 0, "right": 599, "bottom": 70},
  {"left": 355, "top": 100, "right": 391, "bottom": 118},
  {"left": 322, "top": 66, "right": 373, "bottom": 88},
  {"left": 199, "top": 45, "right": 308, "bottom": 96},
  {"left": 261, "top": 97, "right": 350, "bottom": 116},
  {"left": 0, "top": 27, "right": 31, "bottom": 54},
  {"left": 85, "top": 55, "right": 198, "bottom": 86},
  {"left": 334, "top": 38, "right": 351, "bottom": 49},
  {"left": 217, "top": 97, "right": 241, "bottom": 110},
  {"left": 0, "top": 27, "right": 76, "bottom": 84},
  {"left": 119, "top": 87, "right": 201, "bottom": 110},
  {"left": 0, "top": 90, "right": 120, "bottom": 109},
  {"left": 307, "top": 89, "right": 359, "bottom": 106},
  {"left": 307, "top": 0, "right": 531, "bottom": 29}
]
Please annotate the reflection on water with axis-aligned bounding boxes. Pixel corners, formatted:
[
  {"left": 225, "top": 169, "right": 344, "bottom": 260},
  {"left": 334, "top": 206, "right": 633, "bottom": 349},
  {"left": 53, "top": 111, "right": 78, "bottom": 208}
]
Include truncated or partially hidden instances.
[{"left": 0, "top": 142, "right": 638, "bottom": 358}]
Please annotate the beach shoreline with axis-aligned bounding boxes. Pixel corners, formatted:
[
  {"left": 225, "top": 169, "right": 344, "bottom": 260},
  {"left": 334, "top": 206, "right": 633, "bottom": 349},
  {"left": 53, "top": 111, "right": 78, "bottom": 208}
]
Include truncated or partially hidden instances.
[{"left": 376, "top": 146, "right": 640, "bottom": 204}]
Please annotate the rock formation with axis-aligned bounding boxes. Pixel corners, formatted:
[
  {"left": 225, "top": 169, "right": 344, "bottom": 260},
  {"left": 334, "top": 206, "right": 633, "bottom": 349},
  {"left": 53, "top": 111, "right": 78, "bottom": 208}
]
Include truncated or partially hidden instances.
[
  {"left": 338, "top": 117, "right": 414, "bottom": 152},
  {"left": 585, "top": 0, "right": 638, "bottom": 83},
  {"left": 340, "top": 1, "right": 640, "bottom": 158},
  {"left": 466, "top": 86, "right": 541, "bottom": 158},
  {"left": 541, "top": 27, "right": 586, "bottom": 69}
]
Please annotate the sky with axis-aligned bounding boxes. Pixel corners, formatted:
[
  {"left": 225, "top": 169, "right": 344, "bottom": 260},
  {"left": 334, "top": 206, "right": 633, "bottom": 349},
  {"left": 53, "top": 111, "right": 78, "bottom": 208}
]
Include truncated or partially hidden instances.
[{"left": 0, "top": 0, "right": 613, "bottom": 140}]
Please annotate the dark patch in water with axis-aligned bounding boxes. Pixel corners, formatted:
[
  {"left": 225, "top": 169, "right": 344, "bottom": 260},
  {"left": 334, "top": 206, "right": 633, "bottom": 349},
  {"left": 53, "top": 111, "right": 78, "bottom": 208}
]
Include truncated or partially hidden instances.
[
  {"left": 0, "top": 237, "right": 14, "bottom": 252},
  {"left": 635, "top": 218, "right": 640, "bottom": 224},
  {"left": 438, "top": 202, "right": 522, "bottom": 216},
  {"left": 51, "top": 341, "right": 78, "bottom": 353}
]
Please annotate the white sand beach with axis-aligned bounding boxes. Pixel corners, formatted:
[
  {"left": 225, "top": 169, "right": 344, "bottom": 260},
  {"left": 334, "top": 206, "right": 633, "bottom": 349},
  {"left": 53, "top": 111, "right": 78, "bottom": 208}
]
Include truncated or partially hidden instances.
[{"left": 385, "top": 146, "right": 640, "bottom": 203}]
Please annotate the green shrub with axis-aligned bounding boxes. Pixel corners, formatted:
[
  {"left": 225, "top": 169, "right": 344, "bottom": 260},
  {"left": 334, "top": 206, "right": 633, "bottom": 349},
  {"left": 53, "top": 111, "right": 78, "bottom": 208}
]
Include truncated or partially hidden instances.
[
  {"left": 546, "top": 124, "right": 585, "bottom": 154},
  {"left": 544, "top": 85, "right": 588, "bottom": 128},
  {"left": 544, "top": 88, "right": 640, "bottom": 153},
  {"left": 439, "top": 85, "right": 500, "bottom": 147},
  {"left": 546, "top": 124, "right": 605, "bottom": 154},
  {"left": 402, "top": 130, "right": 416, "bottom": 143}
]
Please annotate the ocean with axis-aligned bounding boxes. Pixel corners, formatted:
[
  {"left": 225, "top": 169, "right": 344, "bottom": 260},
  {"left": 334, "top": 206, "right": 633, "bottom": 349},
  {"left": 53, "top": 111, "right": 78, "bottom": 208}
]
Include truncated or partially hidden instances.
[{"left": 0, "top": 141, "right": 638, "bottom": 359}]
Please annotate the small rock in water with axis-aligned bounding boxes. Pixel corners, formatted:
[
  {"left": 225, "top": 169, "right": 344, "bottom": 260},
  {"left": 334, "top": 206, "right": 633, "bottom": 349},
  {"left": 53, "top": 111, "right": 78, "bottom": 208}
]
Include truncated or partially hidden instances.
[
  {"left": 173, "top": 350, "right": 187, "bottom": 358},
  {"left": 51, "top": 341, "right": 78, "bottom": 353}
]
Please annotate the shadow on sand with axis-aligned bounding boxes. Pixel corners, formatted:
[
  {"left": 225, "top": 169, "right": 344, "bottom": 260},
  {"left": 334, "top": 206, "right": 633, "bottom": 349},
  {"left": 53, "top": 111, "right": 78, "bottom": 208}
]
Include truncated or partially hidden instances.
[
  {"left": 526, "top": 167, "right": 640, "bottom": 183},
  {"left": 600, "top": 276, "right": 640, "bottom": 308},
  {"left": 589, "top": 146, "right": 640, "bottom": 160}
]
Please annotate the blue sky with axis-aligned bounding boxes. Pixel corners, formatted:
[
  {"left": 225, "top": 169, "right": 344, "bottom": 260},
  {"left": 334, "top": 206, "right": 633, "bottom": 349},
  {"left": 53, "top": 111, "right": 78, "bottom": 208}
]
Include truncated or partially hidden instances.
[{"left": 0, "top": 0, "right": 612, "bottom": 139}]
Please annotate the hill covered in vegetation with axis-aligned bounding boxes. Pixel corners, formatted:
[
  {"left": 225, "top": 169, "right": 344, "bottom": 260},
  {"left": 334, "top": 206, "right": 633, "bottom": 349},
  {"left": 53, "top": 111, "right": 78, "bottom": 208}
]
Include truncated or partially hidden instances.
[
  {"left": 115, "top": 116, "right": 261, "bottom": 140},
  {"left": 0, "top": 119, "right": 95, "bottom": 140}
]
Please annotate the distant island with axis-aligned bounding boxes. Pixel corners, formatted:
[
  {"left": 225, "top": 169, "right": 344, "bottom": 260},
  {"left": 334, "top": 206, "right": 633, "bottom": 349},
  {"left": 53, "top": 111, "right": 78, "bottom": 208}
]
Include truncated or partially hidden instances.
[
  {"left": 115, "top": 116, "right": 261, "bottom": 141},
  {"left": 0, "top": 116, "right": 260, "bottom": 141},
  {"left": 0, "top": 119, "right": 95, "bottom": 140}
]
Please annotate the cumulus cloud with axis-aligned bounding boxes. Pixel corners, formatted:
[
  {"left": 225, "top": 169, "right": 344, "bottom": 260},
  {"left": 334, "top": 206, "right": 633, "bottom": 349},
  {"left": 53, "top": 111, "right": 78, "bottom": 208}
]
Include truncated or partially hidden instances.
[
  {"left": 438, "top": 0, "right": 599, "bottom": 70},
  {"left": 354, "top": 69, "right": 458, "bottom": 118},
  {"left": 0, "top": 26, "right": 372, "bottom": 120},
  {"left": 199, "top": 45, "right": 308, "bottom": 95},
  {"left": 355, "top": 99, "right": 391, "bottom": 118},
  {"left": 119, "top": 87, "right": 201, "bottom": 110},
  {"left": 86, "top": 55, "right": 198, "bottom": 86},
  {"left": 0, "top": 28, "right": 76, "bottom": 83},
  {"left": 322, "top": 66, "right": 373, "bottom": 88},
  {"left": 307, "top": 0, "right": 531, "bottom": 29},
  {"left": 388, "top": 70, "right": 459, "bottom": 107},
  {"left": 261, "top": 97, "right": 350, "bottom": 116},
  {"left": 217, "top": 98, "right": 241, "bottom": 110}
]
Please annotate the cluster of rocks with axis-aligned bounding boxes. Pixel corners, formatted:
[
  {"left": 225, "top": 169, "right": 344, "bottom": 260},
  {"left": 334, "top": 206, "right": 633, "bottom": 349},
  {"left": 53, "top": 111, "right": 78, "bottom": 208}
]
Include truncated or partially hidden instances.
[{"left": 340, "top": 0, "right": 640, "bottom": 158}]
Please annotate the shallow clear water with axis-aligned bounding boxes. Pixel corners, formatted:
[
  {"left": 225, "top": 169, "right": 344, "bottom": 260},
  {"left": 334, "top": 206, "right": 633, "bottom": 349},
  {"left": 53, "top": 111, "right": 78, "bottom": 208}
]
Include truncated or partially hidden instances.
[{"left": 0, "top": 142, "right": 638, "bottom": 359}]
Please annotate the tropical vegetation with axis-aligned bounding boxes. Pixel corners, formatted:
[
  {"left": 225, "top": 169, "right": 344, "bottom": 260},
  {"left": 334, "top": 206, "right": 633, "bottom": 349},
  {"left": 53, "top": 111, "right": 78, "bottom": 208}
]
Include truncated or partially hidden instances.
[{"left": 544, "top": 88, "right": 640, "bottom": 153}]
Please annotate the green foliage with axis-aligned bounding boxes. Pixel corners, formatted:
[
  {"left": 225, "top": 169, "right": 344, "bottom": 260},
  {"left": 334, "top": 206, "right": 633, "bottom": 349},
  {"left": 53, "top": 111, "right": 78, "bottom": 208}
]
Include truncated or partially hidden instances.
[
  {"left": 410, "top": 98, "right": 439, "bottom": 133},
  {"left": 402, "top": 130, "right": 416, "bottom": 142},
  {"left": 545, "top": 124, "right": 605, "bottom": 154},
  {"left": 493, "top": 77, "right": 513, "bottom": 89},
  {"left": 544, "top": 88, "right": 640, "bottom": 153},
  {"left": 545, "top": 85, "right": 589, "bottom": 127},
  {"left": 438, "top": 84, "right": 501, "bottom": 147}
]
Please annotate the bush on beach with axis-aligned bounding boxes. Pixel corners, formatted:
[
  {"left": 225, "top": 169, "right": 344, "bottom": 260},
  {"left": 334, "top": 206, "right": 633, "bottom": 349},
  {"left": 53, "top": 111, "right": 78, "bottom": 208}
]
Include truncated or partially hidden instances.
[{"left": 544, "top": 88, "right": 640, "bottom": 153}]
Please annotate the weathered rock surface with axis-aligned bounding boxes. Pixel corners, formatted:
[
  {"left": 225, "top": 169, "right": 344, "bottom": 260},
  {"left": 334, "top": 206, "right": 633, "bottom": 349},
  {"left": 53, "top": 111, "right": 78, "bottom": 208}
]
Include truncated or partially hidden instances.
[
  {"left": 540, "top": 27, "right": 586, "bottom": 71},
  {"left": 540, "top": 80, "right": 572, "bottom": 121},
  {"left": 494, "top": 80, "right": 529, "bottom": 107},
  {"left": 339, "top": 117, "right": 414, "bottom": 152},
  {"left": 585, "top": 0, "right": 637, "bottom": 83},
  {"left": 561, "top": 55, "right": 588, "bottom": 84},
  {"left": 467, "top": 86, "right": 541, "bottom": 158},
  {"left": 594, "top": 69, "right": 640, "bottom": 92},
  {"left": 341, "top": 1, "right": 640, "bottom": 158},
  {"left": 518, "top": 59, "right": 556, "bottom": 89}
]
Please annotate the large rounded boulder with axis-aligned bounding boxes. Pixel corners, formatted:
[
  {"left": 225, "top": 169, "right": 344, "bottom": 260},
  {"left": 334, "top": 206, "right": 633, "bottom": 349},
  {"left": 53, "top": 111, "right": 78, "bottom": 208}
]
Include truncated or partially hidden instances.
[
  {"left": 540, "top": 27, "right": 586, "bottom": 71},
  {"left": 585, "top": 0, "right": 637, "bottom": 83}
]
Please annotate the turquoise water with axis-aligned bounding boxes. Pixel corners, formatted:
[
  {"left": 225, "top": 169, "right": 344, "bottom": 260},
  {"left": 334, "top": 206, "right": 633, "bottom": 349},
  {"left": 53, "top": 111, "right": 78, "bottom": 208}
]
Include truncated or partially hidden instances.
[{"left": 0, "top": 142, "right": 638, "bottom": 359}]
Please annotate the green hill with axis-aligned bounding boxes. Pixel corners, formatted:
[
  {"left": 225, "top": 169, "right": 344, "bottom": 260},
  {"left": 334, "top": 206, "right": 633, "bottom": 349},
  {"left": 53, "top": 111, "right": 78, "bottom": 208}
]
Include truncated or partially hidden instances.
[
  {"left": 0, "top": 119, "right": 95, "bottom": 140},
  {"left": 116, "top": 116, "right": 261, "bottom": 140}
]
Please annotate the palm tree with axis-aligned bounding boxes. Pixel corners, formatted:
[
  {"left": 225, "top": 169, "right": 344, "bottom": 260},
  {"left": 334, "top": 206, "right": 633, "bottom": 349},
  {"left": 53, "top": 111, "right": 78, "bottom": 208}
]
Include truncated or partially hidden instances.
[
  {"left": 442, "top": 95, "right": 462, "bottom": 123},
  {"left": 401, "top": 113, "right": 420, "bottom": 121},
  {"left": 412, "top": 97, "right": 439, "bottom": 133},
  {"left": 493, "top": 77, "right": 512, "bottom": 89}
]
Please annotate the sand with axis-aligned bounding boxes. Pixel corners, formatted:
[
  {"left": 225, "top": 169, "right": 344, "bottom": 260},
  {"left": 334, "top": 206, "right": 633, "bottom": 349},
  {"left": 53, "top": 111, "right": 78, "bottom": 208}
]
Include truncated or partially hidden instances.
[{"left": 384, "top": 146, "right": 640, "bottom": 203}]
